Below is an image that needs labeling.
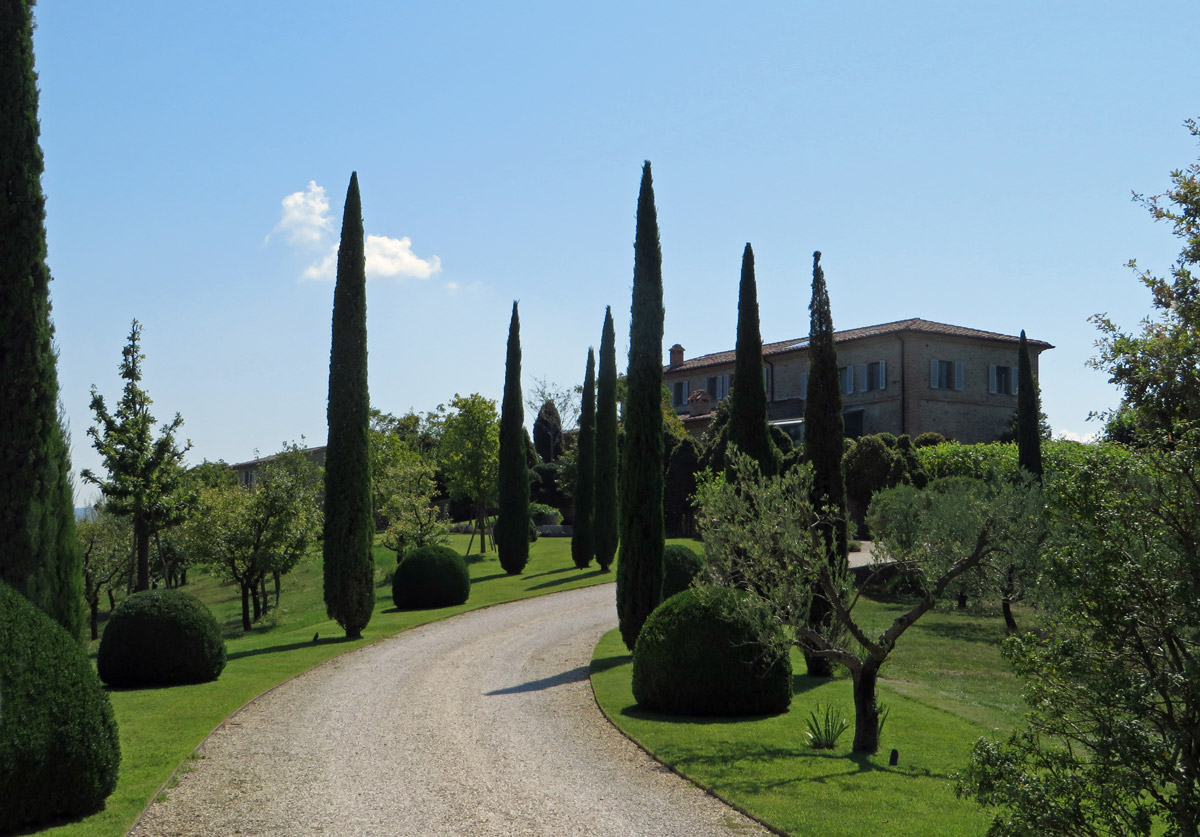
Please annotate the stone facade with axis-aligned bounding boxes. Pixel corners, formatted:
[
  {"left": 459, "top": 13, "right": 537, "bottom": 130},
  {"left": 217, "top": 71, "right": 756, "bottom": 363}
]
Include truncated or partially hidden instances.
[{"left": 663, "top": 318, "right": 1052, "bottom": 444}]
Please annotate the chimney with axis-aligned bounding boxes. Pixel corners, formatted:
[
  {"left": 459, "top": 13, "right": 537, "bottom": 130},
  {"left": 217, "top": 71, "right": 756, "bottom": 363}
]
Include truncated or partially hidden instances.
[
  {"left": 688, "top": 389, "right": 712, "bottom": 416},
  {"left": 669, "top": 344, "right": 684, "bottom": 367}
]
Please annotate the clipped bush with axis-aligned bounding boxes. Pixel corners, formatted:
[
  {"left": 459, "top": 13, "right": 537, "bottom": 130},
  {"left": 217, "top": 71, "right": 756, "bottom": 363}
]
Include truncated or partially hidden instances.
[
  {"left": 98, "top": 589, "right": 226, "bottom": 688},
  {"left": 913, "top": 431, "right": 947, "bottom": 448},
  {"left": 632, "top": 586, "right": 792, "bottom": 716},
  {"left": 1, "top": 583, "right": 120, "bottom": 831},
  {"left": 661, "top": 543, "right": 704, "bottom": 599},
  {"left": 392, "top": 544, "right": 470, "bottom": 609}
]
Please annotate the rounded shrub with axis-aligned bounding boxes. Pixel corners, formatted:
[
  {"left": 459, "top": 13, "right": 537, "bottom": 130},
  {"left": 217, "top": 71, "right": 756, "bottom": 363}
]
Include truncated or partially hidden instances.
[
  {"left": 632, "top": 586, "right": 792, "bottom": 716},
  {"left": 661, "top": 543, "right": 704, "bottom": 599},
  {"left": 392, "top": 545, "right": 471, "bottom": 609},
  {"left": 98, "top": 589, "right": 226, "bottom": 688},
  {"left": 1, "top": 583, "right": 120, "bottom": 832}
]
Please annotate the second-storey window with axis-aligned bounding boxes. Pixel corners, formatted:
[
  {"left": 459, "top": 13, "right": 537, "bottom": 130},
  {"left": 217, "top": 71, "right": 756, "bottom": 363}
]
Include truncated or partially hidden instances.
[
  {"left": 930, "top": 359, "right": 964, "bottom": 390},
  {"left": 672, "top": 380, "right": 689, "bottom": 407}
]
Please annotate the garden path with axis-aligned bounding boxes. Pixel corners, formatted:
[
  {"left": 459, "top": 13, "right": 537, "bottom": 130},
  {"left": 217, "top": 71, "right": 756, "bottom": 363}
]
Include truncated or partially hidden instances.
[{"left": 129, "top": 582, "right": 769, "bottom": 836}]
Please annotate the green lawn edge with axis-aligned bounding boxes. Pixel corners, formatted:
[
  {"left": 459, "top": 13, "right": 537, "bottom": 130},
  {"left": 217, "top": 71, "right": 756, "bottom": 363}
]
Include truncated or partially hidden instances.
[
  {"left": 43, "top": 535, "right": 614, "bottom": 837},
  {"left": 589, "top": 598, "right": 1028, "bottom": 837}
]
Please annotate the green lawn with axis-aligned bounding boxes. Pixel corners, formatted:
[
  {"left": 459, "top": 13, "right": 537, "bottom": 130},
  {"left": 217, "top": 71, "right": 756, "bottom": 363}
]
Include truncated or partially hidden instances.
[
  {"left": 590, "top": 597, "right": 1027, "bottom": 836},
  {"left": 45, "top": 534, "right": 614, "bottom": 837}
]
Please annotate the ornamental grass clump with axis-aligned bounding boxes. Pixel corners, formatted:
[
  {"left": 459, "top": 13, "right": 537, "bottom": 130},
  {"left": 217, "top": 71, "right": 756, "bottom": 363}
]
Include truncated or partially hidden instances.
[
  {"left": 805, "top": 703, "right": 850, "bottom": 749},
  {"left": 1, "top": 583, "right": 120, "bottom": 832},
  {"left": 392, "top": 544, "right": 471, "bottom": 609},
  {"left": 632, "top": 586, "right": 791, "bottom": 716},
  {"left": 98, "top": 589, "right": 226, "bottom": 688}
]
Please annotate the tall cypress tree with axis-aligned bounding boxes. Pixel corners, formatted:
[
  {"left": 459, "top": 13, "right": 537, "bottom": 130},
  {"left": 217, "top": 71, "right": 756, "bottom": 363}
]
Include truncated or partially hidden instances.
[
  {"left": 323, "top": 172, "right": 374, "bottom": 639},
  {"left": 594, "top": 307, "right": 620, "bottom": 572},
  {"left": 803, "top": 251, "right": 847, "bottom": 677},
  {"left": 617, "top": 161, "right": 666, "bottom": 651},
  {"left": 0, "top": 0, "right": 82, "bottom": 637},
  {"left": 1016, "top": 330, "right": 1043, "bottom": 481},
  {"left": 724, "top": 243, "right": 779, "bottom": 477},
  {"left": 496, "top": 301, "right": 530, "bottom": 574},
  {"left": 571, "top": 348, "right": 597, "bottom": 569}
]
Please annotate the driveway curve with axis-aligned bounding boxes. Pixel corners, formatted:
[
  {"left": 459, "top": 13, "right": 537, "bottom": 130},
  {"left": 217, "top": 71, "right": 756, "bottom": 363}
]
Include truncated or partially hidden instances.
[{"left": 131, "top": 583, "right": 769, "bottom": 836}]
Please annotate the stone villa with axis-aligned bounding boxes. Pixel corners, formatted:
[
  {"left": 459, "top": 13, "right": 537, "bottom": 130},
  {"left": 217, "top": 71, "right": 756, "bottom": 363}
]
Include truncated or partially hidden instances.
[{"left": 663, "top": 318, "right": 1052, "bottom": 444}]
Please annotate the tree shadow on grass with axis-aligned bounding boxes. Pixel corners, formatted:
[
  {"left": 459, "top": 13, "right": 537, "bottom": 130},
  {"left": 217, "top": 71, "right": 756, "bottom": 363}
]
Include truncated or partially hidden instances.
[
  {"left": 471, "top": 571, "right": 513, "bottom": 584},
  {"left": 526, "top": 568, "right": 608, "bottom": 590},
  {"left": 917, "top": 619, "right": 1006, "bottom": 645},
  {"left": 485, "top": 665, "right": 590, "bottom": 695},
  {"left": 590, "top": 652, "right": 632, "bottom": 675},
  {"left": 226, "top": 635, "right": 357, "bottom": 662}
]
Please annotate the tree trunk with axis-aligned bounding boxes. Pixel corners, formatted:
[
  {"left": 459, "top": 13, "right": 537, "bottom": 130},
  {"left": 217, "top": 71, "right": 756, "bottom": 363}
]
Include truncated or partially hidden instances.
[
  {"left": 90, "top": 599, "right": 100, "bottom": 641},
  {"left": 1001, "top": 566, "right": 1018, "bottom": 632},
  {"left": 260, "top": 574, "right": 269, "bottom": 613},
  {"left": 134, "top": 517, "right": 151, "bottom": 591},
  {"left": 274, "top": 571, "right": 282, "bottom": 608},
  {"left": 250, "top": 582, "right": 262, "bottom": 622},
  {"left": 851, "top": 661, "right": 882, "bottom": 753},
  {"left": 180, "top": 567, "right": 188, "bottom": 586},
  {"left": 107, "top": 588, "right": 116, "bottom": 611},
  {"left": 475, "top": 504, "right": 489, "bottom": 554},
  {"left": 957, "top": 591, "right": 968, "bottom": 610},
  {"left": 240, "top": 582, "right": 252, "bottom": 632}
]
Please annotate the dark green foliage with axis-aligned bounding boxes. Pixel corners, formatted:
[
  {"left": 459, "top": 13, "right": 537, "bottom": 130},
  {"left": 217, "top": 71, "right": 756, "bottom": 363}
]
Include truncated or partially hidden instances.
[
  {"left": 496, "top": 302, "right": 530, "bottom": 574},
  {"left": 1016, "top": 330, "right": 1044, "bottom": 480},
  {"left": 595, "top": 307, "right": 620, "bottom": 571},
  {"left": 0, "top": 0, "right": 83, "bottom": 637},
  {"left": 97, "top": 589, "right": 226, "bottom": 687},
  {"left": 572, "top": 348, "right": 597, "bottom": 568},
  {"left": 632, "top": 586, "right": 792, "bottom": 716},
  {"left": 532, "top": 399, "right": 563, "bottom": 463},
  {"left": 618, "top": 162, "right": 666, "bottom": 650},
  {"left": 83, "top": 321, "right": 193, "bottom": 593},
  {"left": 661, "top": 543, "right": 704, "bottom": 599},
  {"left": 802, "top": 251, "right": 847, "bottom": 677},
  {"left": 391, "top": 545, "right": 470, "bottom": 609},
  {"left": 0, "top": 583, "right": 119, "bottom": 832},
  {"left": 664, "top": 435, "right": 700, "bottom": 537},
  {"left": 323, "top": 172, "right": 375, "bottom": 639},
  {"left": 913, "top": 432, "right": 947, "bottom": 448},
  {"left": 724, "top": 243, "right": 779, "bottom": 476},
  {"left": 843, "top": 433, "right": 928, "bottom": 536}
]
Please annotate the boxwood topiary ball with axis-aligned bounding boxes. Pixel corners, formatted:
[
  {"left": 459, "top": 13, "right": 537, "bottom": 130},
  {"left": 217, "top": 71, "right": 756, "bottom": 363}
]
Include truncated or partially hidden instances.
[
  {"left": 632, "top": 586, "right": 792, "bottom": 716},
  {"left": 661, "top": 543, "right": 704, "bottom": 600},
  {"left": 392, "top": 545, "right": 471, "bottom": 609},
  {"left": 0, "top": 583, "right": 121, "bottom": 832},
  {"left": 98, "top": 589, "right": 227, "bottom": 688}
]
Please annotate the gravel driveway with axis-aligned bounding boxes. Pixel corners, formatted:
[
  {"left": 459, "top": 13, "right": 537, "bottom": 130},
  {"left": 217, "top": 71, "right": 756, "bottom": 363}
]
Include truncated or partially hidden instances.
[{"left": 130, "top": 583, "right": 770, "bottom": 836}]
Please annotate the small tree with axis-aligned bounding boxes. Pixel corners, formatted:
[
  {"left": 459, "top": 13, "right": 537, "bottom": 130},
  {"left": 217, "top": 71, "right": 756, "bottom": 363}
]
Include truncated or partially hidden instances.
[
  {"left": 436, "top": 393, "right": 500, "bottom": 554},
  {"left": 594, "top": 307, "right": 620, "bottom": 571},
  {"left": 617, "top": 161, "right": 666, "bottom": 651},
  {"left": 322, "top": 172, "right": 374, "bottom": 639},
  {"left": 496, "top": 302, "right": 530, "bottom": 574},
  {"left": 380, "top": 444, "right": 448, "bottom": 560},
  {"left": 697, "top": 453, "right": 1043, "bottom": 753},
  {"left": 724, "top": 243, "right": 779, "bottom": 477},
  {"left": 532, "top": 400, "right": 564, "bottom": 463},
  {"left": 802, "top": 250, "right": 847, "bottom": 677},
  {"left": 76, "top": 507, "right": 130, "bottom": 640},
  {"left": 82, "top": 320, "right": 194, "bottom": 593},
  {"left": 571, "top": 348, "right": 597, "bottom": 568}
]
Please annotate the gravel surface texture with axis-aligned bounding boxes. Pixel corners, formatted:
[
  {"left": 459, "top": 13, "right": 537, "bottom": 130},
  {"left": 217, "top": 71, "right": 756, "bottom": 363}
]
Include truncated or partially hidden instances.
[{"left": 130, "top": 582, "right": 770, "bottom": 836}]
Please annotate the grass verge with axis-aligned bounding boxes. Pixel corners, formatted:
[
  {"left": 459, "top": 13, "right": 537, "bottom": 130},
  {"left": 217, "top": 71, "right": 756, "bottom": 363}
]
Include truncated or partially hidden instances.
[
  {"left": 44, "top": 534, "right": 614, "bottom": 837},
  {"left": 589, "top": 596, "right": 1027, "bottom": 836}
]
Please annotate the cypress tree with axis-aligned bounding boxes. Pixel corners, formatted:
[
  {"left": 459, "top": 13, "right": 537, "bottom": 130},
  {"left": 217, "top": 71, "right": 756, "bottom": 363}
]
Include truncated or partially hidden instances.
[
  {"left": 496, "top": 301, "right": 530, "bottom": 574},
  {"left": 323, "top": 172, "right": 374, "bottom": 639},
  {"left": 1016, "top": 330, "right": 1043, "bottom": 481},
  {"left": 0, "top": 0, "right": 82, "bottom": 637},
  {"left": 617, "top": 161, "right": 666, "bottom": 651},
  {"left": 571, "top": 348, "right": 597, "bottom": 569},
  {"left": 594, "top": 307, "right": 620, "bottom": 572},
  {"left": 803, "top": 251, "right": 847, "bottom": 677},
  {"left": 724, "top": 242, "right": 779, "bottom": 477},
  {"left": 532, "top": 400, "right": 563, "bottom": 463}
]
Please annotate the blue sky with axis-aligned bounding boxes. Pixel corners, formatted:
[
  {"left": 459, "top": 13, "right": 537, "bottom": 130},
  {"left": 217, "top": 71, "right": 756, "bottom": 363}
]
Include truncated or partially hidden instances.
[{"left": 30, "top": 2, "right": 1198, "bottom": 503}]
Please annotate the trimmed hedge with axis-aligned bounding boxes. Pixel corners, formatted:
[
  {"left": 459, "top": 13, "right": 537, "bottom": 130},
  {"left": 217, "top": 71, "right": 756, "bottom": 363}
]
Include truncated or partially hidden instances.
[
  {"left": 661, "top": 543, "right": 704, "bottom": 600},
  {"left": 1, "top": 583, "right": 120, "bottom": 832},
  {"left": 392, "top": 545, "right": 471, "bottom": 609},
  {"left": 97, "top": 589, "right": 226, "bottom": 688},
  {"left": 632, "top": 586, "right": 792, "bottom": 716}
]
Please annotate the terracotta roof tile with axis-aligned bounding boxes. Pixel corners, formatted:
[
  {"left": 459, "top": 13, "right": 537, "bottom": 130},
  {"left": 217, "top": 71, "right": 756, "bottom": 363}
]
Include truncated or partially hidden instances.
[{"left": 665, "top": 318, "right": 1053, "bottom": 373}]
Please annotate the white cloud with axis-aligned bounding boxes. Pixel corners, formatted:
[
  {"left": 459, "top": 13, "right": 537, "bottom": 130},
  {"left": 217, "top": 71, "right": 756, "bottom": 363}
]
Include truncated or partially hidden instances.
[
  {"left": 302, "top": 245, "right": 338, "bottom": 281},
  {"left": 1056, "top": 428, "right": 1099, "bottom": 443},
  {"left": 273, "top": 181, "right": 332, "bottom": 248},
  {"left": 365, "top": 234, "right": 442, "bottom": 279}
]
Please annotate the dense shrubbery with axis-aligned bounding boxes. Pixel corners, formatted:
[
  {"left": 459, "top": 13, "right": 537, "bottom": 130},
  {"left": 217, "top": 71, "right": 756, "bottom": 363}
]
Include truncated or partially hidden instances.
[
  {"left": 392, "top": 545, "right": 471, "bottom": 609},
  {"left": 97, "top": 589, "right": 226, "bottom": 688},
  {"left": 1, "top": 584, "right": 120, "bottom": 831},
  {"left": 632, "top": 586, "right": 792, "bottom": 716},
  {"left": 661, "top": 543, "right": 704, "bottom": 599}
]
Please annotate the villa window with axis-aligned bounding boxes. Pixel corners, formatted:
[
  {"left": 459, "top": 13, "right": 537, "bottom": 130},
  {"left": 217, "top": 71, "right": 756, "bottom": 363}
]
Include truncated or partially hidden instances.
[
  {"left": 672, "top": 380, "right": 689, "bottom": 407},
  {"left": 989, "top": 365, "right": 1018, "bottom": 395},
  {"left": 930, "top": 359, "right": 964, "bottom": 391}
]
